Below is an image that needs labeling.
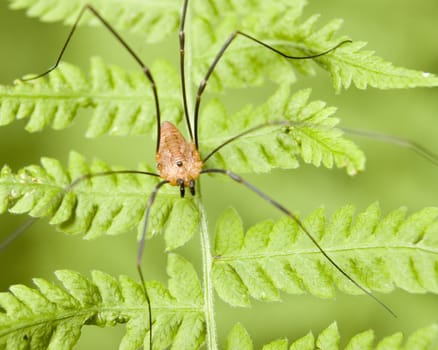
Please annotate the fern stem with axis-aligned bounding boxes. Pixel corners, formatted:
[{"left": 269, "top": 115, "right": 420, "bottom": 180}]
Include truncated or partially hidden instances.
[{"left": 196, "top": 192, "right": 218, "bottom": 350}]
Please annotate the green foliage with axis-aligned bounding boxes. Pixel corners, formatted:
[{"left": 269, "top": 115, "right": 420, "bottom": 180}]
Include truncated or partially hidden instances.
[
  {"left": 0, "top": 255, "right": 204, "bottom": 349},
  {"left": 0, "top": 151, "right": 199, "bottom": 246},
  {"left": 0, "top": 60, "right": 363, "bottom": 176},
  {"left": 224, "top": 323, "right": 438, "bottom": 350},
  {"left": 190, "top": 1, "right": 438, "bottom": 92},
  {"left": 0, "top": 58, "right": 181, "bottom": 137},
  {"left": 200, "top": 86, "right": 365, "bottom": 175},
  {"left": 325, "top": 40, "right": 438, "bottom": 91},
  {"left": 3, "top": 0, "right": 438, "bottom": 137},
  {"left": 0, "top": 0, "right": 437, "bottom": 349},
  {"left": 212, "top": 205, "right": 438, "bottom": 306},
  {"left": 8, "top": 0, "right": 181, "bottom": 43},
  {"left": 1, "top": 263, "right": 437, "bottom": 349}
]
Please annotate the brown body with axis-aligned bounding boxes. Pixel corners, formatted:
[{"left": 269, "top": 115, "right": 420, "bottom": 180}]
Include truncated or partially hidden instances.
[{"left": 156, "top": 121, "right": 203, "bottom": 192}]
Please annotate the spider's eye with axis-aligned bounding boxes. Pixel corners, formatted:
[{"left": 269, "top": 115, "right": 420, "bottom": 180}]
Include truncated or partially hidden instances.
[{"left": 176, "top": 161, "right": 183, "bottom": 167}]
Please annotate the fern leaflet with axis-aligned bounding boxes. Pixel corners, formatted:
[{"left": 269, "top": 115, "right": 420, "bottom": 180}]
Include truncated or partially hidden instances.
[
  {"left": 0, "top": 58, "right": 182, "bottom": 137},
  {"left": 200, "top": 86, "right": 365, "bottom": 175},
  {"left": 212, "top": 204, "right": 438, "bottom": 306},
  {"left": 0, "top": 254, "right": 204, "bottom": 350},
  {"left": 24, "top": 0, "right": 430, "bottom": 93},
  {"left": 225, "top": 322, "right": 438, "bottom": 350},
  {"left": 0, "top": 151, "right": 199, "bottom": 248},
  {"left": 7, "top": 0, "right": 180, "bottom": 43},
  {"left": 0, "top": 72, "right": 366, "bottom": 175},
  {"left": 190, "top": 4, "right": 438, "bottom": 92}
]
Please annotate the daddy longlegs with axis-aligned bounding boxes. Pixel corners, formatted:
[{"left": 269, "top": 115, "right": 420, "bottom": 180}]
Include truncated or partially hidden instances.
[{"left": 3, "top": 0, "right": 438, "bottom": 348}]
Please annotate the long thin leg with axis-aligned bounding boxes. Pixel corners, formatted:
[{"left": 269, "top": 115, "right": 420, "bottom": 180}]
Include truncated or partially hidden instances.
[
  {"left": 200, "top": 168, "right": 397, "bottom": 317},
  {"left": 341, "top": 127, "right": 438, "bottom": 167},
  {"left": 21, "top": 4, "right": 162, "bottom": 152},
  {"left": 0, "top": 170, "right": 160, "bottom": 251},
  {"left": 202, "top": 120, "right": 291, "bottom": 163},
  {"left": 2, "top": 170, "right": 163, "bottom": 348},
  {"left": 136, "top": 180, "right": 169, "bottom": 349},
  {"left": 0, "top": 217, "right": 37, "bottom": 251},
  {"left": 201, "top": 119, "right": 438, "bottom": 168},
  {"left": 193, "top": 30, "right": 351, "bottom": 147},
  {"left": 178, "top": 0, "right": 194, "bottom": 141}
]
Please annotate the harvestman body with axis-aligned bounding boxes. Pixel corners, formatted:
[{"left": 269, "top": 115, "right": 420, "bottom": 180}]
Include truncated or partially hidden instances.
[
  {"left": 4, "top": 0, "right": 421, "bottom": 348},
  {"left": 156, "top": 121, "right": 202, "bottom": 196}
]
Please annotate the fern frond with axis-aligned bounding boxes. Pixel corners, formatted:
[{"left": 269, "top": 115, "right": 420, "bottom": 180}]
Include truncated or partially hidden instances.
[
  {"left": 0, "top": 58, "right": 182, "bottom": 136},
  {"left": 191, "top": 5, "right": 438, "bottom": 92},
  {"left": 0, "top": 254, "right": 204, "bottom": 350},
  {"left": 9, "top": 0, "right": 437, "bottom": 95},
  {"left": 200, "top": 85, "right": 365, "bottom": 175},
  {"left": 226, "top": 322, "right": 438, "bottom": 350},
  {"left": 1, "top": 61, "right": 365, "bottom": 175},
  {"left": 326, "top": 40, "right": 438, "bottom": 91},
  {"left": 272, "top": 17, "right": 438, "bottom": 91},
  {"left": 0, "top": 152, "right": 199, "bottom": 249},
  {"left": 7, "top": 0, "right": 180, "bottom": 43},
  {"left": 190, "top": 1, "right": 308, "bottom": 90},
  {"left": 212, "top": 204, "right": 438, "bottom": 307}
]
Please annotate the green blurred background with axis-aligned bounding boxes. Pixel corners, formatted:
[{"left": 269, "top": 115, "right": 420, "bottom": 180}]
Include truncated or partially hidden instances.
[{"left": 0, "top": 0, "right": 437, "bottom": 348}]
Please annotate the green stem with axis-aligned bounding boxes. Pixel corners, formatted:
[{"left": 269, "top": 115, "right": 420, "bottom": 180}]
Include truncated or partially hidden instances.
[
  {"left": 185, "top": 5, "right": 217, "bottom": 348},
  {"left": 196, "top": 193, "right": 217, "bottom": 350}
]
